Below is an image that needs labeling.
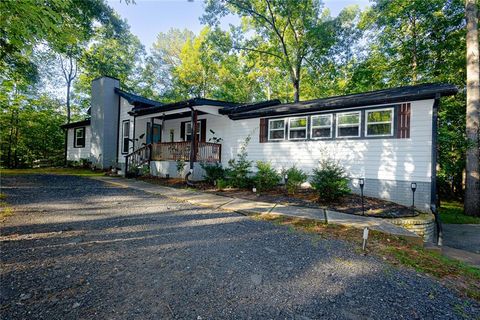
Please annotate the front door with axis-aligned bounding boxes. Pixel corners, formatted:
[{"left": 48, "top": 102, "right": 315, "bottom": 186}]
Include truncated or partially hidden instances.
[{"left": 146, "top": 123, "right": 161, "bottom": 144}]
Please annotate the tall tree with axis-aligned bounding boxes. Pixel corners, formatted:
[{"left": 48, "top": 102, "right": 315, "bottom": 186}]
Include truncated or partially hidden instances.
[
  {"left": 202, "top": 0, "right": 335, "bottom": 102},
  {"left": 74, "top": 18, "right": 145, "bottom": 110},
  {"left": 464, "top": 0, "right": 479, "bottom": 216},
  {"left": 60, "top": 52, "right": 78, "bottom": 124}
]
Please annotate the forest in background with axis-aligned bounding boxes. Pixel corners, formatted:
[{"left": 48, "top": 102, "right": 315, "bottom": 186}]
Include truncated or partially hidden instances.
[{"left": 0, "top": 0, "right": 477, "bottom": 204}]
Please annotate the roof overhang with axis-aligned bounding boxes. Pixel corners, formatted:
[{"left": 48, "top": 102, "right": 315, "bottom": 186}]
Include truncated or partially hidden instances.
[
  {"left": 227, "top": 83, "right": 458, "bottom": 120},
  {"left": 60, "top": 119, "right": 91, "bottom": 129},
  {"left": 130, "top": 98, "right": 239, "bottom": 117}
]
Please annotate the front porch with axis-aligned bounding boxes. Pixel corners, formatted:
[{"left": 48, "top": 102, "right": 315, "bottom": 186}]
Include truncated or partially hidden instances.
[{"left": 124, "top": 141, "right": 221, "bottom": 178}]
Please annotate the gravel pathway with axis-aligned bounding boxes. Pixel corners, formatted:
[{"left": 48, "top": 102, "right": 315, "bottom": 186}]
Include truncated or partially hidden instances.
[{"left": 1, "top": 174, "right": 478, "bottom": 319}]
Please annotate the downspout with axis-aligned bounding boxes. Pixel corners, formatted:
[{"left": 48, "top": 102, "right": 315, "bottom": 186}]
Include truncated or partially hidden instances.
[
  {"left": 431, "top": 96, "right": 443, "bottom": 245},
  {"left": 185, "top": 106, "right": 197, "bottom": 185}
]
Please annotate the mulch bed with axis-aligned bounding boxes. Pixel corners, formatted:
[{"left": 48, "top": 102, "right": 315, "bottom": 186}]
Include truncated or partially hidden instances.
[{"left": 139, "top": 175, "right": 418, "bottom": 218}]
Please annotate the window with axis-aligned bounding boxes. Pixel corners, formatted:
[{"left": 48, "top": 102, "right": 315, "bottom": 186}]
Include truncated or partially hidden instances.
[
  {"left": 365, "top": 108, "right": 394, "bottom": 137},
  {"left": 122, "top": 120, "right": 130, "bottom": 154},
  {"left": 268, "top": 119, "right": 285, "bottom": 141},
  {"left": 169, "top": 129, "right": 174, "bottom": 142},
  {"left": 74, "top": 127, "right": 85, "bottom": 148},
  {"left": 288, "top": 117, "right": 307, "bottom": 140},
  {"left": 311, "top": 114, "right": 332, "bottom": 139},
  {"left": 185, "top": 121, "right": 201, "bottom": 142},
  {"left": 336, "top": 112, "right": 361, "bottom": 138}
]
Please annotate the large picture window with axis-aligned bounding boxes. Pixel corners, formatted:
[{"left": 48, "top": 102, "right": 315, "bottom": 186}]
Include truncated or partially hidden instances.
[
  {"left": 365, "top": 108, "right": 394, "bottom": 137},
  {"left": 288, "top": 117, "right": 307, "bottom": 140},
  {"left": 311, "top": 114, "right": 332, "bottom": 139},
  {"left": 336, "top": 112, "right": 361, "bottom": 138},
  {"left": 122, "top": 120, "right": 130, "bottom": 154},
  {"left": 268, "top": 119, "right": 285, "bottom": 141},
  {"left": 74, "top": 127, "right": 85, "bottom": 148}
]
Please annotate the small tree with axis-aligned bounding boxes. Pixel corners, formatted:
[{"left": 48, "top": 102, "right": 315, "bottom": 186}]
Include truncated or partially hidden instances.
[
  {"left": 176, "top": 159, "right": 186, "bottom": 178},
  {"left": 254, "top": 161, "right": 281, "bottom": 192},
  {"left": 310, "top": 159, "right": 350, "bottom": 203},
  {"left": 226, "top": 135, "right": 253, "bottom": 188},
  {"left": 284, "top": 165, "right": 308, "bottom": 195}
]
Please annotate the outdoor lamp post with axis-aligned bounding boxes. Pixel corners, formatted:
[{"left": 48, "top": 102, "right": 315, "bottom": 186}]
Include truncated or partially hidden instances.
[
  {"left": 411, "top": 182, "right": 417, "bottom": 212},
  {"left": 358, "top": 178, "right": 365, "bottom": 216}
]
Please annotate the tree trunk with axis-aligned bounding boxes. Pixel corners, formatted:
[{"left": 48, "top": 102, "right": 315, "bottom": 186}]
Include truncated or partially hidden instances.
[
  {"left": 465, "top": 0, "right": 480, "bottom": 216},
  {"left": 66, "top": 81, "right": 71, "bottom": 124}
]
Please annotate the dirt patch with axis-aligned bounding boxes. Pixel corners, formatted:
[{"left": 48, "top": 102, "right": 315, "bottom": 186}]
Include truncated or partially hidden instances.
[{"left": 139, "top": 176, "right": 418, "bottom": 218}]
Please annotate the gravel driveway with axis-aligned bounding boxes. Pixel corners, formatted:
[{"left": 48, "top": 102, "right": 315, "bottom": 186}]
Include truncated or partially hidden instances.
[{"left": 1, "top": 174, "right": 478, "bottom": 319}]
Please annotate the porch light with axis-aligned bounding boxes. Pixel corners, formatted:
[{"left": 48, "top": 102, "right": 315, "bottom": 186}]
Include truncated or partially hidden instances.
[
  {"left": 358, "top": 178, "right": 365, "bottom": 216},
  {"left": 411, "top": 182, "right": 417, "bottom": 211}
]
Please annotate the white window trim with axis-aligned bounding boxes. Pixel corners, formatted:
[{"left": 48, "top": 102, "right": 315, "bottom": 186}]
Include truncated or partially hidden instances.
[
  {"left": 288, "top": 116, "right": 308, "bottom": 140},
  {"left": 74, "top": 127, "right": 85, "bottom": 148},
  {"left": 122, "top": 120, "right": 130, "bottom": 154},
  {"left": 336, "top": 111, "right": 361, "bottom": 138},
  {"left": 310, "top": 114, "right": 333, "bottom": 139},
  {"left": 268, "top": 118, "right": 286, "bottom": 141},
  {"left": 364, "top": 108, "right": 394, "bottom": 137}
]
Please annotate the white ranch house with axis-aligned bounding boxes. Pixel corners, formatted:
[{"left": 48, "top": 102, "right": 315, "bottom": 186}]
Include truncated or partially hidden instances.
[{"left": 62, "top": 76, "right": 458, "bottom": 211}]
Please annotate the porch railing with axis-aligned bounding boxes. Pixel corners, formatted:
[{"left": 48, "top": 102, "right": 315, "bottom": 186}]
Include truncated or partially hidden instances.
[
  {"left": 151, "top": 142, "right": 221, "bottom": 163},
  {"left": 125, "top": 143, "right": 152, "bottom": 177}
]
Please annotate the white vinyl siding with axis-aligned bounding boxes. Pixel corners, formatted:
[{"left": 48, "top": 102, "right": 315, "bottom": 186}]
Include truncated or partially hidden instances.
[
  {"left": 67, "top": 126, "right": 91, "bottom": 161},
  {"left": 365, "top": 108, "right": 394, "bottom": 137},
  {"left": 311, "top": 114, "right": 332, "bottom": 139},
  {"left": 336, "top": 111, "right": 361, "bottom": 138}
]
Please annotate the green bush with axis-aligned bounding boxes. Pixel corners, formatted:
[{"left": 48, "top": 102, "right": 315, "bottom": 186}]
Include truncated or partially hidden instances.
[
  {"left": 284, "top": 165, "right": 308, "bottom": 194},
  {"left": 226, "top": 135, "right": 253, "bottom": 188},
  {"left": 176, "top": 160, "right": 186, "bottom": 177},
  {"left": 253, "top": 161, "right": 281, "bottom": 192},
  {"left": 310, "top": 160, "right": 350, "bottom": 202},
  {"left": 216, "top": 178, "right": 229, "bottom": 190},
  {"left": 201, "top": 162, "right": 225, "bottom": 185}
]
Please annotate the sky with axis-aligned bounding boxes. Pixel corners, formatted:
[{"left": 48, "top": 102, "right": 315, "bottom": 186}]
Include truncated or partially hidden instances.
[{"left": 108, "top": 0, "right": 370, "bottom": 51}]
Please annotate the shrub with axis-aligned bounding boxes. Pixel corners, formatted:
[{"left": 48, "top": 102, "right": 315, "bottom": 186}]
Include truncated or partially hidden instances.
[
  {"left": 226, "top": 135, "right": 253, "bottom": 188},
  {"left": 201, "top": 162, "right": 225, "bottom": 185},
  {"left": 253, "top": 161, "right": 281, "bottom": 192},
  {"left": 310, "top": 159, "right": 350, "bottom": 202},
  {"left": 284, "top": 166, "right": 308, "bottom": 194},
  {"left": 216, "top": 178, "right": 229, "bottom": 190},
  {"left": 176, "top": 160, "right": 186, "bottom": 177}
]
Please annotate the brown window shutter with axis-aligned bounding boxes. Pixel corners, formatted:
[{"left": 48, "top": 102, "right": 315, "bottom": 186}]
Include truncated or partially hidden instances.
[
  {"left": 397, "top": 103, "right": 411, "bottom": 138},
  {"left": 200, "top": 119, "right": 207, "bottom": 142},
  {"left": 259, "top": 118, "right": 268, "bottom": 143},
  {"left": 180, "top": 121, "right": 186, "bottom": 141}
]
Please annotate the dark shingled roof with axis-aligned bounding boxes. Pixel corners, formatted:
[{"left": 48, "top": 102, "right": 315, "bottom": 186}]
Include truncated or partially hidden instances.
[
  {"left": 115, "top": 88, "right": 163, "bottom": 108},
  {"left": 226, "top": 83, "right": 458, "bottom": 120},
  {"left": 60, "top": 119, "right": 91, "bottom": 129},
  {"left": 131, "top": 97, "right": 240, "bottom": 116}
]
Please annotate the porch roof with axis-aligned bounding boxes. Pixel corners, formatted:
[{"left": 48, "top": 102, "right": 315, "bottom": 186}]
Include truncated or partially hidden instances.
[
  {"left": 130, "top": 97, "right": 240, "bottom": 117},
  {"left": 225, "top": 83, "right": 458, "bottom": 120}
]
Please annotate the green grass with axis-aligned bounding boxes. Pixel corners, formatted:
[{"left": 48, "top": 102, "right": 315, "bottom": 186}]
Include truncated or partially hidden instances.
[
  {"left": 0, "top": 167, "right": 105, "bottom": 177},
  {"left": 0, "top": 193, "right": 14, "bottom": 221},
  {"left": 439, "top": 200, "right": 480, "bottom": 224}
]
